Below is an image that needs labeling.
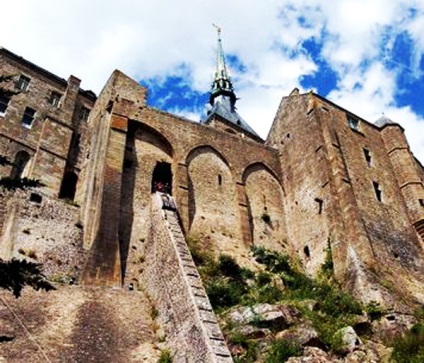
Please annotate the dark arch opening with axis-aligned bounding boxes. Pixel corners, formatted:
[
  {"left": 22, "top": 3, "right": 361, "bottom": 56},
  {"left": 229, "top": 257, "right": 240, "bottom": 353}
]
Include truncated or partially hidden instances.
[
  {"left": 10, "top": 150, "right": 30, "bottom": 179},
  {"left": 59, "top": 171, "right": 78, "bottom": 200},
  {"left": 151, "top": 162, "right": 172, "bottom": 195}
]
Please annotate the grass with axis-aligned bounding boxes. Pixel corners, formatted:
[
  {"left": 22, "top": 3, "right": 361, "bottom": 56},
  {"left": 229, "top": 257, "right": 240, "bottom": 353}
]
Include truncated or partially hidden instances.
[
  {"left": 229, "top": 332, "right": 258, "bottom": 363},
  {"left": 157, "top": 349, "right": 172, "bottom": 363},
  {"left": 187, "top": 239, "right": 366, "bottom": 359},
  {"left": 390, "top": 323, "right": 424, "bottom": 363},
  {"left": 151, "top": 305, "right": 159, "bottom": 320},
  {"left": 265, "top": 339, "right": 302, "bottom": 363}
]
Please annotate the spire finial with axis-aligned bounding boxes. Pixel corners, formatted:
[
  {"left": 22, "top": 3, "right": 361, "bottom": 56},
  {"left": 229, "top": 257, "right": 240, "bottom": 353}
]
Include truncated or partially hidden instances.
[
  {"left": 212, "top": 23, "right": 221, "bottom": 35},
  {"left": 210, "top": 24, "right": 236, "bottom": 107}
]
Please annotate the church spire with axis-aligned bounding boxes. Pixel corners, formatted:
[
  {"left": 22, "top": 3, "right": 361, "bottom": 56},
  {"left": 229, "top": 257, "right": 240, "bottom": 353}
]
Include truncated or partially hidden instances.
[{"left": 210, "top": 24, "right": 236, "bottom": 107}]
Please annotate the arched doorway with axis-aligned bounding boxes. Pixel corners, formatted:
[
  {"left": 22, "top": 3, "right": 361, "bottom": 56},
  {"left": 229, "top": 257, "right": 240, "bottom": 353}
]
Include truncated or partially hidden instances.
[
  {"left": 59, "top": 171, "right": 78, "bottom": 200},
  {"left": 10, "top": 150, "right": 30, "bottom": 179},
  {"left": 151, "top": 162, "right": 172, "bottom": 194}
]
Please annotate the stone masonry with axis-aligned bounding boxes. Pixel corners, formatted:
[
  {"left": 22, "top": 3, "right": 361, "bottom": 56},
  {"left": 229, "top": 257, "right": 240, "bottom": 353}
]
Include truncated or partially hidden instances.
[
  {"left": 143, "top": 193, "right": 233, "bottom": 362},
  {"left": 1, "top": 47, "right": 424, "bottom": 360}
]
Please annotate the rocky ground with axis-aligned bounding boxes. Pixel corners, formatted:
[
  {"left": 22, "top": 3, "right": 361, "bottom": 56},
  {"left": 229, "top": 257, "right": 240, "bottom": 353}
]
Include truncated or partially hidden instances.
[
  {"left": 0, "top": 285, "right": 163, "bottom": 362},
  {"left": 222, "top": 302, "right": 418, "bottom": 362}
]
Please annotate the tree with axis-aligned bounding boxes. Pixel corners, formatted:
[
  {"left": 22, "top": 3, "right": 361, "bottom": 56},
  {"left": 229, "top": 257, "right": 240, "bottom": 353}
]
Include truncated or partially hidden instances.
[
  {"left": 0, "top": 77, "right": 52, "bottom": 297},
  {"left": 0, "top": 258, "right": 55, "bottom": 298}
]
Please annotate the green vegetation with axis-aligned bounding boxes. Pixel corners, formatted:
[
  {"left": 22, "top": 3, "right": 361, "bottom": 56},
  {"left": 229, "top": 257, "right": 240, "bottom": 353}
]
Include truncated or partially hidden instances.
[
  {"left": 151, "top": 305, "right": 159, "bottom": 320},
  {"left": 229, "top": 332, "right": 258, "bottom": 363},
  {"left": 187, "top": 239, "right": 367, "bottom": 361},
  {"left": 265, "top": 340, "right": 302, "bottom": 363},
  {"left": 0, "top": 152, "right": 53, "bottom": 298},
  {"left": 188, "top": 239, "right": 424, "bottom": 362},
  {"left": 320, "top": 239, "right": 334, "bottom": 279},
  {"left": 390, "top": 323, "right": 424, "bottom": 363},
  {"left": 157, "top": 349, "right": 172, "bottom": 363}
]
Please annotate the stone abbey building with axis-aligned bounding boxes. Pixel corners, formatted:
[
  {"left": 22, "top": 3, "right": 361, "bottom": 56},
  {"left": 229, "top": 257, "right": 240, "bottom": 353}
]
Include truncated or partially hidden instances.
[{"left": 1, "top": 33, "right": 424, "bottom": 314}]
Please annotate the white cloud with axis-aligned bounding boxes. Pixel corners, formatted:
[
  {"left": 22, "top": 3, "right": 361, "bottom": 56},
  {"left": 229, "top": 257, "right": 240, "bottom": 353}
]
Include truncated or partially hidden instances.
[{"left": 1, "top": 0, "right": 423, "bottom": 162}]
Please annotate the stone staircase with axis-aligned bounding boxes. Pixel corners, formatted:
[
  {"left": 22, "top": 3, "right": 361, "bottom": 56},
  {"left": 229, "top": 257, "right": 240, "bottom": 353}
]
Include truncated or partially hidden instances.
[{"left": 144, "top": 193, "right": 233, "bottom": 362}]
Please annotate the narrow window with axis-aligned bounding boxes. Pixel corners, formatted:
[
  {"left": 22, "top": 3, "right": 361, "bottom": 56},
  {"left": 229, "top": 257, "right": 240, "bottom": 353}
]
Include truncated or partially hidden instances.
[
  {"left": 10, "top": 151, "right": 30, "bottom": 179},
  {"left": 48, "top": 91, "right": 62, "bottom": 107},
  {"left": 304, "top": 246, "right": 310, "bottom": 258},
  {"left": 419, "top": 199, "right": 424, "bottom": 207},
  {"left": 373, "top": 181, "right": 382, "bottom": 202},
  {"left": 0, "top": 94, "right": 10, "bottom": 116},
  {"left": 17, "top": 75, "right": 30, "bottom": 91},
  {"left": 79, "top": 106, "right": 90, "bottom": 121},
  {"left": 59, "top": 171, "right": 78, "bottom": 200},
  {"left": 348, "top": 115, "right": 359, "bottom": 131},
  {"left": 218, "top": 174, "right": 222, "bottom": 186},
  {"left": 363, "top": 148, "right": 372, "bottom": 166},
  {"left": 72, "top": 133, "right": 81, "bottom": 149},
  {"left": 314, "top": 198, "right": 323, "bottom": 214},
  {"left": 21, "top": 107, "right": 36, "bottom": 128}
]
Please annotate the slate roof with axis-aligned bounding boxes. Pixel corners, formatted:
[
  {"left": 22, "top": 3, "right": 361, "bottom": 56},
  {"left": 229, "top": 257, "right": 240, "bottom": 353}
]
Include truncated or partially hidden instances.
[
  {"left": 374, "top": 115, "right": 399, "bottom": 128},
  {"left": 202, "top": 96, "right": 261, "bottom": 139}
]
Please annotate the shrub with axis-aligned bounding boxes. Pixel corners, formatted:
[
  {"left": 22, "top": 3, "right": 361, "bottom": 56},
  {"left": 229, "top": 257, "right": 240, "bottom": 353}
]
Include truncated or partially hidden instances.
[
  {"left": 365, "top": 301, "right": 384, "bottom": 321},
  {"left": 320, "top": 239, "right": 334, "bottom": 279},
  {"left": 390, "top": 323, "right": 424, "bottom": 363},
  {"left": 256, "top": 284, "right": 284, "bottom": 304},
  {"left": 229, "top": 332, "right": 258, "bottom": 363},
  {"left": 150, "top": 306, "right": 159, "bottom": 320},
  {"left": 265, "top": 340, "right": 302, "bottom": 363},
  {"left": 218, "top": 254, "right": 243, "bottom": 280},
  {"left": 206, "top": 278, "right": 246, "bottom": 310},
  {"left": 251, "top": 246, "right": 291, "bottom": 274},
  {"left": 186, "top": 236, "right": 214, "bottom": 268},
  {"left": 256, "top": 272, "right": 272, "bottom": 287},
  {"left": 157, "top": 349, "right": 172, "bottom": 363}
]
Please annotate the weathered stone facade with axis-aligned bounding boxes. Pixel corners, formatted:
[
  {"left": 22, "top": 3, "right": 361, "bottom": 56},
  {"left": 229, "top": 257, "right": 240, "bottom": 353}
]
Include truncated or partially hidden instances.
[{"left": 1, "top": 47, "right": 424, "bottom": 360}]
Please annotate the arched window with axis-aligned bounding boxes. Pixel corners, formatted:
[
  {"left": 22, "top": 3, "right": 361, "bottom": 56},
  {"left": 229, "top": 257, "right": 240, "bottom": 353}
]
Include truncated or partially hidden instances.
[
  {"left": 10, "top": 150, "right": 30, "bottom": 179},
  {"left": 59, "top": 171, "right": 78, "bottom": 200},
  {"left": 151, "top": 162, "right": 172, "bottom": 195}
]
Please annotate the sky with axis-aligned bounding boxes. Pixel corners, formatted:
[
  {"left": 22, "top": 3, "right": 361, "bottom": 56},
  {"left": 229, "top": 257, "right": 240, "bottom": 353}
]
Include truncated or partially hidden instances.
[{"left": 1, "top": 0, "right": 424, "bottom": 163}]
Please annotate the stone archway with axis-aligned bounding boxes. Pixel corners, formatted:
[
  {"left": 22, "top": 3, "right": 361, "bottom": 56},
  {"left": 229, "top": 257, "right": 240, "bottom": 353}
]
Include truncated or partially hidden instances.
[
  {"left": 186, "top": 145, "right": 241, "bottom": 253},
  {"left": 151, "top": 162, "right": 172, "bottom": 194},
  {"left": 10, "top": 150, "right": 31, "bottom": 179},
  {"left": 242, "top": 163, "right": 287, "bottom": 252}
]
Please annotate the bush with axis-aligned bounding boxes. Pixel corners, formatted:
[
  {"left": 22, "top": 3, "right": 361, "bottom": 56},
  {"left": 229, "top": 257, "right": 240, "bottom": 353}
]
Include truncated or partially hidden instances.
[
  {"left": 157, "top": 349, "right": 172, "bottom": 363},
  {"left": 229, "top": 332, "right": 258, "bottom": 363},
  {"left": 251, "top": 246, "right": 291, "bottom": 274},
  {"left": 256, "top": 284, "right": 284, "bottom": 304},
  {"left": 186, "top": 236, "right": 210, "bottom": 266},
  {"left": 320, "top": 239, "right": 334, "bottom": 279},
  {"left": 206, "top": 278, "right": 247, "bottom": 310},
  {"left": 266, "top": 340, "right": 302, "bottom": 363},
  {"left": 256, "top": 272, "right": 272, "bottom": 287},
  {"left": 391, "top": 323, "right": 424, "bottom": 363},
  {"left": 218, "top": 254, "right": 242, "bottom": 280}
]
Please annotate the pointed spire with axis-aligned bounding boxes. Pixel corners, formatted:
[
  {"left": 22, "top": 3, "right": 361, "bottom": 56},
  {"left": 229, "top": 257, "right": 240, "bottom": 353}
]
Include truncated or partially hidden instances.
[{"left": 210, "top": 24, "right": 236, "bottom": 107}]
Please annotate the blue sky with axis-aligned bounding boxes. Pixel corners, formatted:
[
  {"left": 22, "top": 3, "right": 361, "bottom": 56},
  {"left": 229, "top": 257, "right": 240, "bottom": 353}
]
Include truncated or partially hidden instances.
[{"left": 1, "top": 0, "right": 424, "bottom": 162}]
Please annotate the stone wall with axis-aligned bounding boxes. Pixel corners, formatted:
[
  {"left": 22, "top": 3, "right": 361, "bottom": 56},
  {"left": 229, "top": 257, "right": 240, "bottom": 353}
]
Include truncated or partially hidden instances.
[
  {"left": 0, "top": 188, "right": 86, "bottom": 280},
  {"left": 267, "top": 91, "right": 424, "bottom": 306},
  {"left": 0, "top": 48, "right": 95, "bottom": 197},
  {"left": 143, "top": 193, "right": 233, "bottom": 363}
]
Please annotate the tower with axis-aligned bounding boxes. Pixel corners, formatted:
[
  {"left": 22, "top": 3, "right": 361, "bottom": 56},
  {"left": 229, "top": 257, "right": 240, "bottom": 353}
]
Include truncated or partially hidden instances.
[{"left": 201, "top": 26, "right": 262, "bottom": 142}]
